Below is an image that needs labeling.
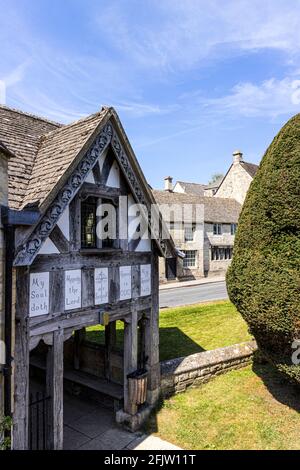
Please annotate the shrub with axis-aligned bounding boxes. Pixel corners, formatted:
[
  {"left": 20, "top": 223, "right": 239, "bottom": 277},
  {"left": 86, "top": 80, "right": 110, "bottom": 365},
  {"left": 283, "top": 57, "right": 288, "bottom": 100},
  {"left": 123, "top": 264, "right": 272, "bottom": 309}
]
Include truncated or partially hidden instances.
[
  {"left": 0, "top": 416, "right": 11, "bottom": 450},
  {"left": 227, "top": 113, "right": 300, "bottom": 382}
]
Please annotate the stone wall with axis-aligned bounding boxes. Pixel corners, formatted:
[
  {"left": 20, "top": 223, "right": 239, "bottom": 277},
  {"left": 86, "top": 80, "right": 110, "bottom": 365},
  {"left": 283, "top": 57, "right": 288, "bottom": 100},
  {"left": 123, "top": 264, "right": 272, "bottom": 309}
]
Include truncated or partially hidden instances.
[
  {"left": 215, "top": 162, "right": 252, "bottom": 204},
  {"left": 159, "top": 222, "right": 205, "bottom": 282},
  {"left": 160, "top": 340, "right": 257, "bottom": 396},
  {"left": 0, "top": 153, "right": 9, "bottom": 419},
  {"left": 204, "top": 222, "right": 235, "bottom": 276}
]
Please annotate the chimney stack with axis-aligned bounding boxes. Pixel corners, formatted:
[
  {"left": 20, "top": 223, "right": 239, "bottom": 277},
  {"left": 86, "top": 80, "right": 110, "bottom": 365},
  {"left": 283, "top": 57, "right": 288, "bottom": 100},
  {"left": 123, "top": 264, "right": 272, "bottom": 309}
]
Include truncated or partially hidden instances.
[
  {"left": 164, "top": 176, "right": 173, "bottom": 191},
  {"left": 233, "top": 150, "right": 243, "bottom": 165}
]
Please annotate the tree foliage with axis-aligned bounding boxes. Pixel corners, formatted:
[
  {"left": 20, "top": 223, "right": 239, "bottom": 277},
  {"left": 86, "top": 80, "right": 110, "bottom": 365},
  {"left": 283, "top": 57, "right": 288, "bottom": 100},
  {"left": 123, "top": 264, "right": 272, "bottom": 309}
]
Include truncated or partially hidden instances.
[{"left": 227, "top": 113, "right": 300, "bottom": 382}]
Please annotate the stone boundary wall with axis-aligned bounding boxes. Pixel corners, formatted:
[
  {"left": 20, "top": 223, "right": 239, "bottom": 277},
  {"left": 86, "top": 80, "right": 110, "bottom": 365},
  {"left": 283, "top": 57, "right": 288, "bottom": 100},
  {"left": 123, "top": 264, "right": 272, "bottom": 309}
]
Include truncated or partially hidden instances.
[{"left": 160, "top": 340, "right": 257, "bottom": 396}]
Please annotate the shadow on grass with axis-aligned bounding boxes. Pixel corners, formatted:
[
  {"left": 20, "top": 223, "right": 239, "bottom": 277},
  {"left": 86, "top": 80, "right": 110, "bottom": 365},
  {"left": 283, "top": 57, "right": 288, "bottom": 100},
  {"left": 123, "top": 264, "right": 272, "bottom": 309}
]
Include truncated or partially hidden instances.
[
  {"left": 85, "top": 327, "right": 206, "bottom": 362},
  {"left": 252, "top": 357, "right": 300, "bottom": 413},
  {"left": 159, "top": 327, "right": 206, "bottom": 361}
]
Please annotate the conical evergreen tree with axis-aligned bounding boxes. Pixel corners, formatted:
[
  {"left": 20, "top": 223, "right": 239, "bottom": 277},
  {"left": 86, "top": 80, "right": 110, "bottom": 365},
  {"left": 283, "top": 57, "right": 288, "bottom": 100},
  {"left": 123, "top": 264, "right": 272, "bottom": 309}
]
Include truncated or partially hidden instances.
[{"left": 227, "top": 113, "right": 300, "bottom": 382}]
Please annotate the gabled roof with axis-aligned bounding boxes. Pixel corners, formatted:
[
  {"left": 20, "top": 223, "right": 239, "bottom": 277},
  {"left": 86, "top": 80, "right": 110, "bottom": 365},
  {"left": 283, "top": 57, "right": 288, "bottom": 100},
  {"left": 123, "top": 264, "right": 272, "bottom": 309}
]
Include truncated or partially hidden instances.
[
  {"left": 175, "top": 181, "right": 206, "bottom": 196},
  {"left": 0, "top": 105, "right": 61, "bottom": 209},
  {"left": 204, "top": 177, "right": 224, "bottom": 190},
  {"left": 240, "top": 161, "right": 259, "bottom": 178},
  {"left": 214, "top": 159, "right": 259, "bottom": 197},
  {"left": 152, "top": 190, "right": 241, "bottom": 223},
  {"left": 21, "top": 108, "right": 110, "bottom": 210},
  {"left": 2, "top": 105, "right": 177, "bottom": 263}
]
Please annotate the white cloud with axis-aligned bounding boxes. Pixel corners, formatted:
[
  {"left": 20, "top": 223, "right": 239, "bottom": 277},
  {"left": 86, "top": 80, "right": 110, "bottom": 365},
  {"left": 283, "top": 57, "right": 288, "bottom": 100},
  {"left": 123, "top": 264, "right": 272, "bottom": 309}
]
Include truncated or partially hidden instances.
[
  {"left": 202, "top": 77, "right": 300, "bottom": 118},
  {"left": 94, "top": 0, "right": 300, "bottom": 71}
]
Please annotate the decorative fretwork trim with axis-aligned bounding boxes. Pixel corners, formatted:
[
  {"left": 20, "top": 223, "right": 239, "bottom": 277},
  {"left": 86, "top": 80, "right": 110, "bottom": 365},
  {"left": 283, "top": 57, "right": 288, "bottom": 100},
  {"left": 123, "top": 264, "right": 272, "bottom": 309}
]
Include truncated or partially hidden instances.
[
  {"left": 14, "top": 122, "right": 113, "bottom": 266},
  {"left": 111, "top": 129, "right": 171, "bottom": 257}
]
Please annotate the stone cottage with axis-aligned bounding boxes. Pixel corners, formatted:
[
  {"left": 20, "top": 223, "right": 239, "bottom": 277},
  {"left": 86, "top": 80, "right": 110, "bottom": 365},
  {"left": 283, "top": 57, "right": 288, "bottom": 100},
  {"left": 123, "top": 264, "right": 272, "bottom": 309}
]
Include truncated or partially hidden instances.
[{"left": 155, "top": 150, "right": 258, "bottom": 282}]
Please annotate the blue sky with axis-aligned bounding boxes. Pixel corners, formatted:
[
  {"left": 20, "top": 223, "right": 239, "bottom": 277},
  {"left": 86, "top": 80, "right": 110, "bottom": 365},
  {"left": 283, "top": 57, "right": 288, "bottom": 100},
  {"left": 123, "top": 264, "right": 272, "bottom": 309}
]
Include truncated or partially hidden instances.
[{"left": 1, "top": 0, "right": 300, "bottom": 188}]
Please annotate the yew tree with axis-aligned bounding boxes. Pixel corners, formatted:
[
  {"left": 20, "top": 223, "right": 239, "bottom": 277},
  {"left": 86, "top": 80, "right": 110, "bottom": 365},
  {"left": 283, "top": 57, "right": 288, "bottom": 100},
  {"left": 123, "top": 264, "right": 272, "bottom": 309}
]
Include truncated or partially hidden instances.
[{"left": 227, "top": 113, "right": 300, "bottom": 382}]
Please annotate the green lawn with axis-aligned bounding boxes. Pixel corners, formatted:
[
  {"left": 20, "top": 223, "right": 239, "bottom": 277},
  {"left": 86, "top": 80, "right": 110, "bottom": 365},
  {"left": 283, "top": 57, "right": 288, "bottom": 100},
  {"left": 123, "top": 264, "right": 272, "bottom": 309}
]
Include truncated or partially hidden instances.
[
  {"left": 86, "top": 301, "right": 252, "bottom": 361},
  {"left": 146, "top": 363, "right": 300, "bottom": 450}
]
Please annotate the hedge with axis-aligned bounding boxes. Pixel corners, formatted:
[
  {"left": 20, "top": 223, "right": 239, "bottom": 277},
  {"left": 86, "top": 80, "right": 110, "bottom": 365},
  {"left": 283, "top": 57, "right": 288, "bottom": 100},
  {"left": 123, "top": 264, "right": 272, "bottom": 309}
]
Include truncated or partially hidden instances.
[{"left": 227, "top": 113, "right": 300, "bottom": 382}]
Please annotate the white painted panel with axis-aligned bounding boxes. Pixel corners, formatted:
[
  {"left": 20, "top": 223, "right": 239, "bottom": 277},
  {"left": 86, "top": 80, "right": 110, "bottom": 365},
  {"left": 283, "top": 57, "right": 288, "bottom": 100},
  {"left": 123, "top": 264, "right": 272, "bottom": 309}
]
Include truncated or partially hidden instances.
[
  {"left": 39, "top": 237, "right": 59, "bottom": 254},
  {"left": 29, "top": 272, "right": 50, "bottom": 317},
  {"left": 98, "top": 147, "right": 109, "bottom": 171},
  {"left": 65, "top": 270, "right": 81, "bottom": 310},
  {"left": 140, "top": 264, "right": 151, "bottom": 297},
  {"left": 106, "top": 161, "right": 120, "bottom": 188},
  {"left": 85, "top": 170, "right": 95, "bottom": 184},
  {"left": 135, "top": 239, "right": 151, "bottom": 252},
  {"left": 128, "top": 194, "right": 138, "bottom": 242},
  {"left": 119, "top": 266, "right": 132, "bottom": 301},
  {"left": 94, "top": 268, "right": 109, "bottom": 305},
  {"left": 57, "top": 206, "right": 70, "bottom": 241}
]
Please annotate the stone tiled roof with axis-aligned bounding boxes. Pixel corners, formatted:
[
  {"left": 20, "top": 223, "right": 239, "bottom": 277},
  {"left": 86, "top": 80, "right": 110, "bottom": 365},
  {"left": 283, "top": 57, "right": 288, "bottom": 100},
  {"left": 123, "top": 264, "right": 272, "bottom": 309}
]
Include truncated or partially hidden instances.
[
  {"left": 0, "top": 105, "right": 110, "bottom": 209},
  {"left": 204, "top": 177, "right": 224, "bottom": 190},
  {"left": 241, "top": 161, "right": 259, "bottom": 178},
  {"left": 175, "top": 181, "right": 206, "bottom": 196},
  {"left": 21, "top": 108, "right": 109, "bottom": 209},
  {"left": 0, "top": 105, "right": 61, "bottom": 209},
  {"left": 152, "top": 190, "right": 241, "bottom": 223}
]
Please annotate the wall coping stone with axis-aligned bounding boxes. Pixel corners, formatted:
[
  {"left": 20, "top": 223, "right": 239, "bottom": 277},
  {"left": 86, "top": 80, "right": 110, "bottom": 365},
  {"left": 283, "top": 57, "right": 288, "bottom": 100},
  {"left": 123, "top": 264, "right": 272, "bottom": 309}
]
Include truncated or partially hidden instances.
[{"left": 160, "top": 340, "right": 257, "bottom": 377}]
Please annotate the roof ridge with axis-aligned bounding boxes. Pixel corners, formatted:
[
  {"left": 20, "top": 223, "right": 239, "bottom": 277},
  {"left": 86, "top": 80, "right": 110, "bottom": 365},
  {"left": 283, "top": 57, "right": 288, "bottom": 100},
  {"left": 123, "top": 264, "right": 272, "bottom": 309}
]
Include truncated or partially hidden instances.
[
  {"left": 38, "top": 106, "right": 111, "bottom": 140},
  {"left": 0, "top": 104, "right": 63, "bottom": 127},
  {"left": 177, "top": 181, "right": 205, "bottom": 185},
  {"left": 242, "top": 160, "right": 259, "bottom": 166}
]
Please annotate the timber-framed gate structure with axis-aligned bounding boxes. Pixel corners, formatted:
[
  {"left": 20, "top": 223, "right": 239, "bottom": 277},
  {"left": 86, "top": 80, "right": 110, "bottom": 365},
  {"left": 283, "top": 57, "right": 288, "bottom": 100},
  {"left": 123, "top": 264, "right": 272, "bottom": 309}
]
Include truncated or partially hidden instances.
[{"left": 2, "top": 107, "right": 177, "bottom": 450}]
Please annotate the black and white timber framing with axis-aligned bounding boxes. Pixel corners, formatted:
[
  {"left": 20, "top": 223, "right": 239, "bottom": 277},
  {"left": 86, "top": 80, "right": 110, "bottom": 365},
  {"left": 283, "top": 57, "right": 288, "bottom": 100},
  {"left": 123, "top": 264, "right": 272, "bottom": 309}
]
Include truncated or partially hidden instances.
[{"left": 9, "top": 108, "right": 176, "bottom": 449}]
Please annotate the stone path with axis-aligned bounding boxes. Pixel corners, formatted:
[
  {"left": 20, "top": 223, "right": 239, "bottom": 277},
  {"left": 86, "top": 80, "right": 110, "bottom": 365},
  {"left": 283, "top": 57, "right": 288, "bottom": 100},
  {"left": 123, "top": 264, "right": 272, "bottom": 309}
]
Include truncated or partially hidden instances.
[{"left": 64, "top": 393, "right": 181, "bottom": 450}]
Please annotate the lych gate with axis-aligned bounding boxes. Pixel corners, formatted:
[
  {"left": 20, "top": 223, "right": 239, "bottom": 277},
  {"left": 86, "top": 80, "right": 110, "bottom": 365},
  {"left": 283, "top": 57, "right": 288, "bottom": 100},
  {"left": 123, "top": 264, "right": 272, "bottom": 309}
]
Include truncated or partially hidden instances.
[{"left": 4, "top": 107, "right": 177, "bottom": 449}]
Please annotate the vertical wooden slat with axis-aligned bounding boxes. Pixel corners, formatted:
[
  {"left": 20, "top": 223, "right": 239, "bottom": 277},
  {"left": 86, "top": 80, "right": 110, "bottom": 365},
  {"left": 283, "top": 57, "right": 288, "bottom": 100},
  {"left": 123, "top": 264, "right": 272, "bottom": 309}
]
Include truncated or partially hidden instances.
[
  {"left": 123, "top": 305, "right": 138, "bottom": 415},
  {"left": 82, "top": 268, "right": 94, "bottom": 308},
  {"left": 73, "top": 328, "right": 86, "bottom": 370},
  {"left": 144, "top": 251, "right": 160, "bottom": 403},
  {"left": 13, "top": 269, "right": 30, "bottom": 451},
  {"left": 104, "top": 321, "right": 116, "bottom": 380},
  {"left": 69, "top": 195, "right": 81, "bottom": 251},
  {"left": 46, "top": 328, "right": 64, "bottom": 450}
]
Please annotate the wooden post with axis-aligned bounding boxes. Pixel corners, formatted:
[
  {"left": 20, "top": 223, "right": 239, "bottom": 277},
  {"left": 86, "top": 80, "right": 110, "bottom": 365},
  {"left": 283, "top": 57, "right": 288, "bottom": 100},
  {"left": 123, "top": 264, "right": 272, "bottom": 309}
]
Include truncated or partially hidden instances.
[
  {"left": 46, "top": 328, "right": 64, "bottom": 450},
  {"left": 123, "top": 306, "right": 138, "bottom": 415},
  {"left": 144, "top": 252, "right": 160, "bottom": 404},
  {"left": 73, "top": 328, "right": 86, "bottom": 370},
  {"left": 105, "top": 321, "right": 116, "bottom": 380},
  {"left": 138, "top": 317, "right": 146, "bottom": 369},
  {"left": 12, "top": 318, "right": 29, "bottom": 449}
]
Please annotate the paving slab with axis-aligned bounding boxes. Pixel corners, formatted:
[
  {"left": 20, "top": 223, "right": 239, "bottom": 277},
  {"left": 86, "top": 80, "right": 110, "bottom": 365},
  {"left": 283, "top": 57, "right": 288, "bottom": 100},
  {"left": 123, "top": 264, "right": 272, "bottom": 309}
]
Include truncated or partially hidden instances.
[
  {"left": 63, "top": 425, "right": 91, "bottom": 450},
  {"left": 68, "top": 407, "right": 114, "bottom": 439},
  {"left": 78, "top": 428, "right": 137, "bottom": 450},
  {"left": 128, "top": 434, "right": 182, "bottom": 450}
]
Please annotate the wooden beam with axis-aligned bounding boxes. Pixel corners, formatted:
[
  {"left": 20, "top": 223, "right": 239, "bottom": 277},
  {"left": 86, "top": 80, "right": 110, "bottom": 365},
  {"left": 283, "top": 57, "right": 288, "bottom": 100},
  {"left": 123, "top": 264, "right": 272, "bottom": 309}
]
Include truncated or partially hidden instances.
[
  {"left": 74, "top": 328, "right": 86, "bottom": 370},
  {"left": 31, "top": 251, "right": 151, "bottom": 272},
  {"left": 46, "top": 328, "right": 64, "bottom": 450},
  {"left": 29, "top": 298, "right": 152, "bottom": 336},
  {"left": 69, "top": 195, "right": 81, "bottom": 252},
  {"left": 144, "top": 252, "right": 160, "bottom": 404},
  {"left": 101, "top": 149, "right": 115, "bottom": 185},
  {"left": 12, "top": 318, "right": 30, "bottom": 449},
  {"left": 104, "top": 321, "right": 116, "bottom": 380},
  {"left": 80, "top": 182, "right": 120, "bottom": 200},
  {"left": 92, "top": 161, "right": 101, "bottom": 184},
  {"left": 123, "top": 305, "right": 138, "bottom": 415},
  {"left": 49, "top": 225, "right": 70, "bottom": 253}
]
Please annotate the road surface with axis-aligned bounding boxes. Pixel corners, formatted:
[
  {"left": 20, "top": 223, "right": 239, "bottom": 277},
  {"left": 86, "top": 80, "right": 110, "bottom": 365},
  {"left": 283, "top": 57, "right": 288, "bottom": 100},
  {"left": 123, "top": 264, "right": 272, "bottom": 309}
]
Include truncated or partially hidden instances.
[{"left": 159, "top": 281, "right": 228, "bottom": 308}]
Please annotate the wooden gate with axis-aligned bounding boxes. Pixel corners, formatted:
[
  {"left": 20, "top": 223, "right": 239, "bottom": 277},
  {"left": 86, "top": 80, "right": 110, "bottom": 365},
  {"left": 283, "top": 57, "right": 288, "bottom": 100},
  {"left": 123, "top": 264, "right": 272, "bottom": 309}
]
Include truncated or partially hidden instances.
[{"left": 29, "top": 391, "right": 51, "bottom": 450}]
